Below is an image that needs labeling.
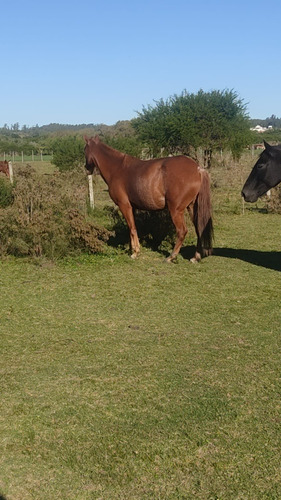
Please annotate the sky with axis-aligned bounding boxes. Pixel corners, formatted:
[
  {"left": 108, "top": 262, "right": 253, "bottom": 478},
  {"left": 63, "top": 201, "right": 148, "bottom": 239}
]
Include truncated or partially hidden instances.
[{"left": 1, "top": 0, "right": 281, "bottom": 127}]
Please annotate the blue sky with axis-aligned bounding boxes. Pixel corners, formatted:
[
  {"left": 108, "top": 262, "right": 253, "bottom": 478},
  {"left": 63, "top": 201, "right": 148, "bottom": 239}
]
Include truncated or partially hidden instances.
[{"left": 1, "top": 0, "right": 280, "bottom": 127}]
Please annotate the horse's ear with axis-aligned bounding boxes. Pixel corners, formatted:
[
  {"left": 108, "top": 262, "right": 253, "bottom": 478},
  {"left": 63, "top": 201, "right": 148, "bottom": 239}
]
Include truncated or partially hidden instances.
[
  {"left": 84, "top": 135, "right": 89, "bottom": 144},
  {"left": 94, "top": 135, "right": 100, "bottom": 142},
  {"left": 264, "top": 140, "right": 275, "bottom": 157}
]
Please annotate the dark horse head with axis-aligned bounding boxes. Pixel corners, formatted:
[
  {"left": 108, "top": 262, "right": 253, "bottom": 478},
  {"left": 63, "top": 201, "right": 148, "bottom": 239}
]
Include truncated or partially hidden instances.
[{"left": 242, "top": 141, "right": 281, "bottom": 202}]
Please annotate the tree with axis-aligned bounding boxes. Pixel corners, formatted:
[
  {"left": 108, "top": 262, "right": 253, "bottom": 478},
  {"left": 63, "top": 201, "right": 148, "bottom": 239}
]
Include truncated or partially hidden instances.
[
  {"left": 11, "top": 122, "right": 20, "bottom": 131},
  {"left": 51, "top": 136, "right": 85, "bottom": 171},
  {"left": 132, "top": 89, "right": 252, "bottom": 166},
  {"left": 103, "top": 134, "right": 143, "bottom": 157}
]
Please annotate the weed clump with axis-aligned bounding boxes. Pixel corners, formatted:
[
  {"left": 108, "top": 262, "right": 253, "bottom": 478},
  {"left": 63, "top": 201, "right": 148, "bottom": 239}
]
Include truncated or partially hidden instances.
[{"left": 266, "top": 185, "right": 281, "bottom": 214}]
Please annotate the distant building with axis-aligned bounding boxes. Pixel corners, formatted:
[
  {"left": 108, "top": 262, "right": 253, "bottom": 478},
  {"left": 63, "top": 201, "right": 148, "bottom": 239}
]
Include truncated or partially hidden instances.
[{"left": 250, "top": 125, "right": 273, "bottom": 133}]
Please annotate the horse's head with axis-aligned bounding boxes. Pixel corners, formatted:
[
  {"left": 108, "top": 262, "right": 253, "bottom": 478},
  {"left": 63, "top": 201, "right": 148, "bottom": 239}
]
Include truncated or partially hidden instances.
[
  {"left": 84, "top": 136, "right": 100, "bottom": 175},
  {"left": 0, "top": 161, "right": 10, "bottom": 177},
  {"left": 242, "top": 141, "right": 281, "bottom": 202}
]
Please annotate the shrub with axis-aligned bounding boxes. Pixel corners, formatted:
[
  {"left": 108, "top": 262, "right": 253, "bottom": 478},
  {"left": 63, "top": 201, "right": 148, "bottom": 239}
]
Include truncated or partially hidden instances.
[
  {"left": 0, "top": 167, "right": 112, "bottom": 258},
  {"left": 0, "top": 177, "right": 13, "bottom": 207},
  {"left": 52, "top": 136, "right": 85, "bottom": 172},
  {"left": 266, "top": 185, "right": 281, "bottom": 214}
]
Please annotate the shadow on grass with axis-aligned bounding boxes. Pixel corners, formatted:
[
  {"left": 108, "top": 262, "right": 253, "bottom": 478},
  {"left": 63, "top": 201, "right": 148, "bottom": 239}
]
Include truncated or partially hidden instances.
[
  {"left": 215, "top": 248, "right": 281, "bottom": 272},
  {"left": 105, "top": 208, "right": 281, "bottom": 271}
]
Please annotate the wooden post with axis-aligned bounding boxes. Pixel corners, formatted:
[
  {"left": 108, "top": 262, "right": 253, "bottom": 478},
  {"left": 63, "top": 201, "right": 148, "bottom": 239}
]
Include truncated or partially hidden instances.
[
  {"left": 22, "top": 151, "right": 24, "bottom": 163},
  {"left": 88, "top": 175, "right": 94, "bottom": 209},
  {"left": 8, "top": 161, "right": 14, "bottom": 184}
]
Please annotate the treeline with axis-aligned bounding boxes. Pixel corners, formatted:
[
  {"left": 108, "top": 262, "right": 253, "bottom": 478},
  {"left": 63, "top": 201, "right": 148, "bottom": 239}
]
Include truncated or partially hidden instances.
[
  {"left": 0, "top": 120, "right": 134, "bottom": 138},
  {"left": 2, "top": 115, "right": 281, "bottom": 136},
  {"left": 1, "top": 89, "right": 281, "bottom": 168},
  {"left": 0, "top": 120, "right": 136, "bottom": 157},
  {"left": 249, "top": 115, "right": 281, "bottom": 129}
]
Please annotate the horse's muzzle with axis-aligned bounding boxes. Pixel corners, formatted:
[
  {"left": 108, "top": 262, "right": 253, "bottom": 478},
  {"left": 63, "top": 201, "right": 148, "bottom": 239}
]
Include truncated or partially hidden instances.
[
  {"left": 241, "top": 190, "right": 258, "bottom": 203},
  {"left": 85, "top": 164, "right": 94, "bottom": 175}
]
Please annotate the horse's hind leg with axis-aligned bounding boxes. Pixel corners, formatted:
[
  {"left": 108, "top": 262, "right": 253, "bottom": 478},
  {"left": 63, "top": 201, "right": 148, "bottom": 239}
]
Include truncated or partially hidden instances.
[
  {"left": 118, "top": 202, "right": 140, "bottom": 259},
  {"left": 166, "top": 207, "right": 187, "bottom": 262},
  {"left": 187, "top": 205, "right": 202, "bottom": 263}
]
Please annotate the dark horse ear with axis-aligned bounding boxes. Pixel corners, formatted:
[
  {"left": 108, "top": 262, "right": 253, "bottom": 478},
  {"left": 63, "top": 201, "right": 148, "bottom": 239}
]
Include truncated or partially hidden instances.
[{"left": 264, "top": 140, "right": 275, "bottom": 157}]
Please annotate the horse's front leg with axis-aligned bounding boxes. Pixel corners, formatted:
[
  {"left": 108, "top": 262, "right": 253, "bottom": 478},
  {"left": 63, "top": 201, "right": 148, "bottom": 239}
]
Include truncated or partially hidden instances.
[{"left": 118, "top": 202, "right": 140, "bottom": 259}]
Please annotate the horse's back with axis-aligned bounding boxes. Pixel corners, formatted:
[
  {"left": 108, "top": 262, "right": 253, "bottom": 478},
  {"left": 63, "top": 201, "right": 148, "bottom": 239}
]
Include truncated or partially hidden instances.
[
  {"left": 163, "top": 155, "right": 200, "bottom": 175},
  {"left": 163, "top": 156, "right": 202, "bottom": 207}
]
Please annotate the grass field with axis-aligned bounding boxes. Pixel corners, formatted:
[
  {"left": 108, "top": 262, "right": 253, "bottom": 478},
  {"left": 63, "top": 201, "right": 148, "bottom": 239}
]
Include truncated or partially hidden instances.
[
  {"left": 0, "top": 153, "right": 281, "bottom": 499},
  {"left": 12, "top": 160, "right": 56, "bottom": 176}
]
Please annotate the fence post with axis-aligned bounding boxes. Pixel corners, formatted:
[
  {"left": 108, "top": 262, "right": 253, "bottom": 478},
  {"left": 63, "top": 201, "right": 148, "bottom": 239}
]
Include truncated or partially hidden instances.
[
  {"left": 88, "top": 175, "right": 94, "bottom": 209},
  {"left": 8, "top": 161, "right": 14, "bottom": 184}
]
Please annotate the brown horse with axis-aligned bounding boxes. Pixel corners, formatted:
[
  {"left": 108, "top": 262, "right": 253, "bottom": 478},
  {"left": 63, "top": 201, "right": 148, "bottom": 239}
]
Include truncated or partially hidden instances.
[
  {"left": 84, "top": 136, "right": 213, "bottom": 262},
  {"left": 0, "top": 161, "right": 9, "bottom": 177}
]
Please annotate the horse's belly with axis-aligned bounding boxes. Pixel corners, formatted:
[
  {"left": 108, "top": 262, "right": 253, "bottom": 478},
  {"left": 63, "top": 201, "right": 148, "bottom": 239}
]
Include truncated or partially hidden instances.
[
  {"left": 133, "top": 197, "right": 165, "bottom": 210},
  {"left": 131, "top": 183, "right": 166, "bottom": 210}
]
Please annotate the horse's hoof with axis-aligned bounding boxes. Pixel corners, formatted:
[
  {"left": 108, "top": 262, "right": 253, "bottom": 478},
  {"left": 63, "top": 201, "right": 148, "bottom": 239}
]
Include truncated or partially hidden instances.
[
  {"left": 166, "top": 255, "right": 177, "bottom": 263},
  {"left": 131, "top": 253, "right": 138, "bottom": 260},
  {"left": 190, "top": 257, "right": 199, "bottom": 264},
  {"left": 190, "top": 251, "right": 201, "bottom": 263}
]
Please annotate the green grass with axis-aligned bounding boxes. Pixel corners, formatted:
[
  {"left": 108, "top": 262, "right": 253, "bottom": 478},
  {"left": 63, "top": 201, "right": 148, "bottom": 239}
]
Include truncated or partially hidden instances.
[
  {"left": 0, "top": 208, "right": 280, "bottom": 499},
  {"left": 4, "top": 155, "right": 54, "bottom": 163},
  {"left": 12, "top": 160, "right": 55, "bottom": 176}
]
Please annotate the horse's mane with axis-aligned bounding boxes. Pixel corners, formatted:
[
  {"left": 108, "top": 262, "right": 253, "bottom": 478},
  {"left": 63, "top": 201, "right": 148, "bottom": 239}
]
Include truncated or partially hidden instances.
[
  {"left": 96, "top": 137, "right": 140, "bottom": 164},
  {"left": 95, "top": 137, "right": 125, "bottom": 160}
]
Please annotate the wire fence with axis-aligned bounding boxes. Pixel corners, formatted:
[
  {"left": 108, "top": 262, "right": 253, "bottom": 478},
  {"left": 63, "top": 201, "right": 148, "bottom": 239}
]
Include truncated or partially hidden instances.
[{"left": 0, "top": 152, "right": 53, "bottom": 162}]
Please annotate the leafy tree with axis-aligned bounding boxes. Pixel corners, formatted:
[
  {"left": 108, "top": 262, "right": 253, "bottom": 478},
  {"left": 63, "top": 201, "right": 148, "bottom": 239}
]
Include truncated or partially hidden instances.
[
  {"left": 132, "top": 89, "right": 252, "bottom": 166},
  {"left": 51, "top": 135, "right": 85, "bottom": 171},
  {"left": 131, "top": 98, "right": 177, "bottom": 157}
]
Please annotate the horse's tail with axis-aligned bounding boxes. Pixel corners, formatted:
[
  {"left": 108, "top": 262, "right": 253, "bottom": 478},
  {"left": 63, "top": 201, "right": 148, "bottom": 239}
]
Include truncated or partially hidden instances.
[{"left": 193, "top": 169, "right": 214, "bottom": 257}]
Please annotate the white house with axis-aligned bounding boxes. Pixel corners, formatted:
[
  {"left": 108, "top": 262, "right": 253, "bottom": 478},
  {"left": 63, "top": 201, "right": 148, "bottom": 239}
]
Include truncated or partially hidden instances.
[{"left": 250, "top": 125, "right": 273, "bottom": 133}]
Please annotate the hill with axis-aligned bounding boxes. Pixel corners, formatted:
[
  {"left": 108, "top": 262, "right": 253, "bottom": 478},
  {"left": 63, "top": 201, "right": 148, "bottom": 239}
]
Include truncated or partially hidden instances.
[{"left": 0, "top": 120, "right": 135, "bottom": 138}]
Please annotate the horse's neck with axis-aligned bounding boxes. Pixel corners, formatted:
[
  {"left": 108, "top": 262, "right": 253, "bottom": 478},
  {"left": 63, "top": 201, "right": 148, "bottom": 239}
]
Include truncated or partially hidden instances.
[{"left": 95, "top": 143, "right": 124, "bottom": 183}]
